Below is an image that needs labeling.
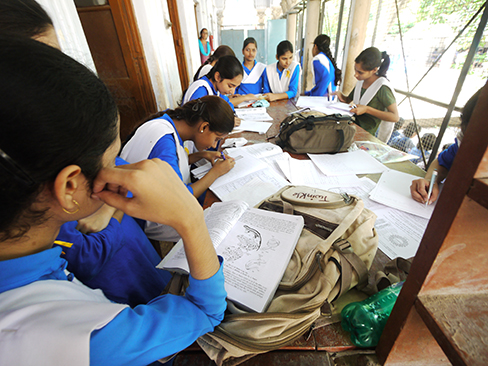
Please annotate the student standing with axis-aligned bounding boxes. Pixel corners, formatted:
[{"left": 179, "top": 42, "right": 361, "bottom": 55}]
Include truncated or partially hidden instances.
[
  {"left": 235, "top": 37, "right": 266, "bottom": 95},
  {"left": 263, "top": 40, "right": 302, "bottom": 102},
  {"left": 194, "top": 45, "right": 235, "bottom": 81},
  {"left": 334, "top": 47, "right": 399, "bottom": 136},
  {"left": 304, "top": 34, "right": 342, "bottom": 99},
  {"left": 198, "top": 28, "right": 211, "bottom": 64},
  {"left": 121, "top": 96, "right": 236, "bottom": 241},
  {"left": 0, "top": 36, "right": 226, "bottom": 366}
]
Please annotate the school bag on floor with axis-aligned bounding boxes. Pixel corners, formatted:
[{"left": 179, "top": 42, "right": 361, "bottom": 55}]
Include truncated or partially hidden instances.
[{"left": 197, "top": 185, "right": 378, "bottom": 366}]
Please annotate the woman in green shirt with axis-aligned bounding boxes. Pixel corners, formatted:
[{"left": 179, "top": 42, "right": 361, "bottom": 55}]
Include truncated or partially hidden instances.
[{"left": 334, "top": 47, "right": 399, "bottom": 135}]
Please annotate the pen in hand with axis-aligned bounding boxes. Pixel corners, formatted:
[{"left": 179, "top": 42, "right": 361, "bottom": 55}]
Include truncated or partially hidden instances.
[
  {"left": 425, "top": 169, "right": 438, "bottom": 207},
  {"left": 220, "top": 151, "right": 226, "bottom": 161}
]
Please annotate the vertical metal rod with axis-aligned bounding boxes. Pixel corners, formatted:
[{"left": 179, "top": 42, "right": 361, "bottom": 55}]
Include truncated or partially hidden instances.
[
  {"left": 334, "top": 0, "right": 346, "bottom": 60},
  {"left": 427, "top": 4, "right": 488, "bottom": 167}
]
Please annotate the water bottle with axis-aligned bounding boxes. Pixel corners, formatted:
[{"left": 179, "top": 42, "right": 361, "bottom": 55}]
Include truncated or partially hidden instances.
[{"left": 341, "top": 281, "right": 404, "bottom": 347}]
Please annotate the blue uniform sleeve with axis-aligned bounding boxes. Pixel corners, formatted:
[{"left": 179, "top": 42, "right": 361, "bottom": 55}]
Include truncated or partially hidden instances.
[
  {"left": 438, "top": 140, "right": 459, "bottom": 170},
  {"left": 220, "top": 94, "right": 235, "bottom": 111},
  {"left": 285, "top": 64, "right": 300, "bottom": 99},
  {"left": 148, "top": 134, "right": 193, "bottom": 194},
  {"left": 90, "top": 258, "right": 227, "bottom": 366},
  {"left": 55, "top": 219, "right": 124, "bottom": 282},
  {"left": 186, "top": 85, "right": 210, "bottom": 102},
  {"left": 262, "top": 69, "right": 271, "bottom": 93},
  {"left": 307, "top": 59, "right": 329, "bottom": 96}
]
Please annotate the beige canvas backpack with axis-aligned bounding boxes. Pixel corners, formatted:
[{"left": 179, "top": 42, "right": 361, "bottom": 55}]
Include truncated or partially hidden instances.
[{"left": 197, "top": 185, "right": 379, "bottom": 365}]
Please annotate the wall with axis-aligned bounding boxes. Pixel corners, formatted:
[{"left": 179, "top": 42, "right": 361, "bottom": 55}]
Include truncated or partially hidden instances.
[
  {"left": 36, "top": 0, "right": 96, "bottom": 73},
  {"left": 177, "top": 0, "right": 201, "bottom": 80},
  {"left": 132, "top": 0, "right": 182, "bottom": 109}
]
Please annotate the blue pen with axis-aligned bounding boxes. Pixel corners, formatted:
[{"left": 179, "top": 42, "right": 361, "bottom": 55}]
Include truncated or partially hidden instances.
[{"left": 220, "top": 151, "right": 226, "bottom": 161}]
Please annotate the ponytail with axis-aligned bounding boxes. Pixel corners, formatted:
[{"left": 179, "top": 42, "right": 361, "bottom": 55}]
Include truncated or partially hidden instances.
[
  {"left": 355, "top": 47, "right": 390, "bottom": 78},
  {"left": 313, "top": 34, "right": 342, "bottom": 86}
]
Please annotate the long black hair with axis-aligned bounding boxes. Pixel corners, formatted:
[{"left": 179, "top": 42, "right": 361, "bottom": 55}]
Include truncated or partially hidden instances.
[
  {"left": 313, "top": 34, "right": 342, "bottom": 86},
  {"left": 132, "top": 95, "right": 234, "bottom": 140},
  {"left": 355, "top": 47, "right": 390, "bottom": 78},
  {"left": 0, "top": 0, "right": 52, "bottom": 38},
  {"left": 0, "top": 36, "right": 118, "bottom": 240},
  {"left": 207, "top": 55, "right": 243, "bottom": 82}
]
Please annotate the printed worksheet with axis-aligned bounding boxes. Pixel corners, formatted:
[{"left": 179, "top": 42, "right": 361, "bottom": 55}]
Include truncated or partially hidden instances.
[{"left": 309, "top": 150, "right": 389, "bottom": 176}]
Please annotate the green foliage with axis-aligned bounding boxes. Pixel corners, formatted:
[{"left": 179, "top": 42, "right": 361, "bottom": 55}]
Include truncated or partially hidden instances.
[{"left": 417, "top": 0, "right": 485, "bottom": 25}]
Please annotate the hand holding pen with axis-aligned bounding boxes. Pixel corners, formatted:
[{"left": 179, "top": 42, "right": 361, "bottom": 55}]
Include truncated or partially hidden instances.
[{"left": 425, "top": 170, "right": 438, "bottom": 207}]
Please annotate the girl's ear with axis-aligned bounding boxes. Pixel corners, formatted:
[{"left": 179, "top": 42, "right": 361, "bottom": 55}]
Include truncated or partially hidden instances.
[
  {"left": 198, "top": 121, "right": 210, "bottom": 133},
  {"left": 53, "top": 165, "right": 83, "bottom": 212},
  {"left": 214, "top": 71, "right": 222, "bottom": 82},
  {"left": 276, "top": 54, "right": 279, "bottom": 61}
]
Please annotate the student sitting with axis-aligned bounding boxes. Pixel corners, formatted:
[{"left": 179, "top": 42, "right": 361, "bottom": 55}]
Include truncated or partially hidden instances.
[
  {"left": 390, "top": 122, "right": 420, "bottom": 152},
  {"left": 0, "top": 0, "right": 172, "bottom": 309},
  {"left": 410, "top": 88, "right": 481, "bottom": 205},
  {"left": 193, "top": 45, "right": 235, "bottom": 81},
  {"left": 385, "top": 117, "right": 405, "bottom": 145},
  {"left": 304, "top": 34, "right": 342, "bottom": 100},
  {"left": 0, "top": 36, "right": 226, "bottom": 366},
  {"left": 263, "top": 40, "right": 302, "bottom": 102},
  {"left": 235, "top": 37, "right": 266, "bottom": 95},
  {"left": 183, "top": 55, "right": 243, "bottom": 110},
  {"left": 334, "top": 47, "right": 399, "bottom": 136},
  {"left": 121, "top": 96, "right": 236, "bottom": 241}
]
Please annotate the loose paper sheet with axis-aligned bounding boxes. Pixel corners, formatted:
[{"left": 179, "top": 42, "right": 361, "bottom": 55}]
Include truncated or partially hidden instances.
[
  {"left": 369, "top": 170, "right": 435, "bottom": 220},
  {"left": 309, "top": 150, "right": 389, "bottom": 176},
  {"left": 330, "top": 178, "right": 429, "bottom": 259}
]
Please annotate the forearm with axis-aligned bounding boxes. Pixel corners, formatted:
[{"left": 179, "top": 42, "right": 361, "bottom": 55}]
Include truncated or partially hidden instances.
[
  {"left": 426, "top": 159, "right": 448, "bottom": 183},
  {"left": 362, "top": 104, "right": 399, "bottom": 122},
  {"left": 190, "top": 169, "right": 219, "bottom": 199},
  {"left": 177, "top": 209, "right": 220, "bottom": 279}
]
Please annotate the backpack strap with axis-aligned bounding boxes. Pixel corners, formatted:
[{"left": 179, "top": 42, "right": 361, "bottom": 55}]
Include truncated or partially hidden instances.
[{"left": 330, "top": 239, "right": 369, "bottom": 300}]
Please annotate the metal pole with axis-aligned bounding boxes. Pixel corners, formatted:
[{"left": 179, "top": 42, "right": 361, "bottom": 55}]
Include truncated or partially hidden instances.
[
  {"left": 427, "top": 4, "right": 488, "bottom": 167},
  {"left": 334, "top": 0, "right": 346, "bottom": 61}
]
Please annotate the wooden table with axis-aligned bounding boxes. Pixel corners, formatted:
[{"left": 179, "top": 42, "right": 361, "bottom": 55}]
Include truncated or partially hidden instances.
[{"left": 177, "top": 98, "right": 426, "bottom": 366}]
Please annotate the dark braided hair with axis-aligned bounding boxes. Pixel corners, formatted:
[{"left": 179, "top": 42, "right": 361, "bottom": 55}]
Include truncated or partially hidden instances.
[
  {"left": 126, "top": 95, "right": 234, "bottom": 146},
  {"left": 313, "top": 34, "right": 342, "bottom": 86}
]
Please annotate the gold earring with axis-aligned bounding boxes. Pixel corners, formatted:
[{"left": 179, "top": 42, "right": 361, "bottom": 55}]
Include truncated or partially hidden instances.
[{"left": 63, "top": 200, "right": 80, "bottom": 214}]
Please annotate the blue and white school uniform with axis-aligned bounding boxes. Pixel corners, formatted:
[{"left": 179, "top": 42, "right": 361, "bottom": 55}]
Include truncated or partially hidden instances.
[
  {"left": 55, "top": 214, "right": 172, "bottom": 308},
  {"left": 182, "top": 75, "right": 234, "bottom": 111},
  {"left": 236, "top": 60, "right": 265, "bottom": 95},
  {"left": 304, "top": 52, "right": 336, "bottom": 99},
  {"left": 0, "top": 247, "right": 226, "bottom": 366},
  {"left": 263, "top": 60, "right": 301, "bottom": 99},
  {"left": 121, "top": 114, "right": 192, "bottom": 241}
]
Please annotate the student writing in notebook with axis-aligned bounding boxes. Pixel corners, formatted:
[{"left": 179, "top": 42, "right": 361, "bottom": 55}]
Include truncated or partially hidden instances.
[
  {"left": 0, "top": 0, "right": 171, "bottom": 308},
  {"left": 304, "top": 34, "right": 342, "bottom": 99},
  {"left": 334, "top": 47, "right": 399, "bottom": 136},
  {"left": 0, "top": 36, "right": 226, "bottom": 366},
  {"left": 263, "top": 40, "right": 302, "bottom": 102},
  {"left": 121, "top": 96, "right": 236, "bottom": 241},
  {"left": 410, "top": 88, "right": 481, "bottom": 205}
]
